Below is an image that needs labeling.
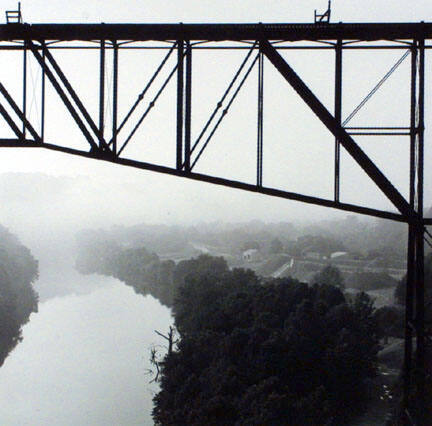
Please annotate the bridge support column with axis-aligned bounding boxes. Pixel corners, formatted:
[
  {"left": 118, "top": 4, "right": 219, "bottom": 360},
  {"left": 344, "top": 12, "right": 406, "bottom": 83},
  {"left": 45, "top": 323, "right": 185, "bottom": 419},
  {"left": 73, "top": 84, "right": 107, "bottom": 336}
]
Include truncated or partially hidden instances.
[
  {"left": 404, "top": 37, "right": 426, "bottom": 426},
  {"left": 112, "top": 41, "right": 118, "bottom": 155},
  {"left": 334, "top": 39, "right": 342, "bottom": 202},
  {"left": 185, "top": 41, "right": 192, "bottom": 172},
  {"left": 176, "top": 39, "right": 184, "bottom": 170},
  {"left": 257, "top": 46, "right": 264, "bottom": 187},
  {"left": 99, "top": 39, "right": 105, "bottom": 149}
]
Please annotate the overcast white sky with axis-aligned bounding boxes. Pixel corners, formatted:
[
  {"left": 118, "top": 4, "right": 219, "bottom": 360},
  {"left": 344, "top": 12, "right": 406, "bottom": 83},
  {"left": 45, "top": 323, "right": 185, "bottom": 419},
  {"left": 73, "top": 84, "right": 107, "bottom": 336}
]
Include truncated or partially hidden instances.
[
  {"left": 13, "top": 1, "right": 432, "bottom": 24},
  {"left": 0, "top": 0, "right": 431, "bottom": 234}
]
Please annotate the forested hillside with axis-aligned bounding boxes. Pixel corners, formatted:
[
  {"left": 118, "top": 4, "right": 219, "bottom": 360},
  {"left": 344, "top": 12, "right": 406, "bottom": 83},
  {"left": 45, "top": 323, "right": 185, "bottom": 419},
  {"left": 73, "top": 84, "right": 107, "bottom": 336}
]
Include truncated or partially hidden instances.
[{"left": 0, "top": 225, "right": 39, "bottom": 365}]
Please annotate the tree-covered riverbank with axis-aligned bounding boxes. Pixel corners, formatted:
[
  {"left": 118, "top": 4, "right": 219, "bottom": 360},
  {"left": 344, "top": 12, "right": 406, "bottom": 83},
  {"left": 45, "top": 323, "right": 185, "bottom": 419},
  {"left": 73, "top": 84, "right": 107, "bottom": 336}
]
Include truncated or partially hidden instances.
[
  {"left": 0, "top": 225, "right": 39, "bottom": 365},
  {"left": 76, "top": 234, "right": 384, "bottom": 424}
]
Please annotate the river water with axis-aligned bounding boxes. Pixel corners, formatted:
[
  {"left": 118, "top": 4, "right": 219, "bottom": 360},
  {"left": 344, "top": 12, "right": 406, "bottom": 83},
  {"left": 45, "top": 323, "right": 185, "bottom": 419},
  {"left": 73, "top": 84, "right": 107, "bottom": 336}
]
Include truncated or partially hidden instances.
[{"left": 0, "top": 264, "right": 173, "bottom": 425}]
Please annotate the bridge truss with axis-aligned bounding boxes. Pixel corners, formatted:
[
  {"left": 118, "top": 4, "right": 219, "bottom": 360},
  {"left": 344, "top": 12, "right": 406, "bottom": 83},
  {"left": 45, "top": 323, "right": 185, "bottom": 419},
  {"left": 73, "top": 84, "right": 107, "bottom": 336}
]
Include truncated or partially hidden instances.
[{"left": 0, "top": 21, "right": 431, "bottom": 423}]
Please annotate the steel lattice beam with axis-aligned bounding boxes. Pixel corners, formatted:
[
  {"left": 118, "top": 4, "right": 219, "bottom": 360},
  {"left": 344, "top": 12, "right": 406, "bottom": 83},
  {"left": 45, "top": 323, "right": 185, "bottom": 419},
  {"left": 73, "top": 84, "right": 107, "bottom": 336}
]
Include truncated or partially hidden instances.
[{"left": 1, "top": 22, "right": 432, "bottom": 42}]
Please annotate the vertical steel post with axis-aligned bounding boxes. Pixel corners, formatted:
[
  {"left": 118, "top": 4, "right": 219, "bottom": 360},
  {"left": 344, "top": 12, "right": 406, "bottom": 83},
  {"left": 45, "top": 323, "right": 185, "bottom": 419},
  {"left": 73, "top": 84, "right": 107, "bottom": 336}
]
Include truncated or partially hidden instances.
[
  {"left": 41, "top": 46, "right": 45, "bottom": 142},
  {"left": 22, "top": 41, "right": 27, "bottom": 139},
  {"left": 405, "top": 226, "right": 417, "bottom": 421},
  {"left": 257, "top": 47, "right": 264, "bottom": 187},
  {"left": 176, "top": 40, "right": 184, "bottom": 170},
  {"left": 415, "top": 226, "right": 425, "bottom": 426},
  {"left": 334, "top": 39, "right": 342, "bottom": 202},
  {"left": 99, "top": 39, "right": 106, "bottom": 150},
  {"left": 112, "top": 40, "right": 118, "bottom": 155},
  {"left": 409, "top": 42, "right": 418, "bottom": 208},
  {"left": 403, "top": 40, "right": 417, "bottom": 418},
  {"left": 415, "top": 37, "right": 425, "bottom": 425},
  {"left": 184, "top": 41, "right": 192, "bottom": 172}
]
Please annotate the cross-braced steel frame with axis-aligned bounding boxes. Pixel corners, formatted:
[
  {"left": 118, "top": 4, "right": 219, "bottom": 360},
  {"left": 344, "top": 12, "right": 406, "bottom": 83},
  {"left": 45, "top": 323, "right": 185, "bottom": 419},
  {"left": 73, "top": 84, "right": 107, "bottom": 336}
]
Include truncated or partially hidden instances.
[{"left": 0, "top": 22, "right": 430, "bottom": 424}]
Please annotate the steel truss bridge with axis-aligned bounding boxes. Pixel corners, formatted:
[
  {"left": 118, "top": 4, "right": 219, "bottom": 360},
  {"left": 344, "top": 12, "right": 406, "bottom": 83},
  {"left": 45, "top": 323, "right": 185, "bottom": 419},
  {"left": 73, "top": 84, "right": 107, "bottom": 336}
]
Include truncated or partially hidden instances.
[{"left": 0, "top": 20, "right": 431, "bottom": 424}]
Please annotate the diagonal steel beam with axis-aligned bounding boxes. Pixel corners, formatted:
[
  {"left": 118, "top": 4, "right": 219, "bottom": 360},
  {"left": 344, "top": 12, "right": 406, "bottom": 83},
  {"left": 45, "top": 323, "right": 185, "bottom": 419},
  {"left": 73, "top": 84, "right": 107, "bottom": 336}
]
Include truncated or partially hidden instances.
[
  {"left": 0, "top": 82, "right": 41, "bottom": 142},
  {"left": 40, "top": 43, "right": 110, "bottom": 151},
  {"left": 189, "top": 42, "right": 258, "bottom": 158},
  {"left": 260, "top": 39, "right": 415, "bottom": 221},
  {"left": 191, "top": 52, "right": 260, "bottom": 170},
  {"left": 117, "top": 61, "right": 180, "bottom": 157},
  {"left": 108, "top": 43, "right": 177, "bottom": 148},
  {"left": 0, "top": 101, "right": 24, "bottom": 139},
  {"left": 28, "top": 41, "right": 99, "bottom": 152}
]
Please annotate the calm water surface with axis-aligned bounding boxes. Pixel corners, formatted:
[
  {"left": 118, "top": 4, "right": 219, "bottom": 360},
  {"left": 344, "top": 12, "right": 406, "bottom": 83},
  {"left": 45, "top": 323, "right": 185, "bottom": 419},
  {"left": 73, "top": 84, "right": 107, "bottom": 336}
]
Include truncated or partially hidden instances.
[{"left": 0, "top": 269, "right": 172, "bottom": 425}]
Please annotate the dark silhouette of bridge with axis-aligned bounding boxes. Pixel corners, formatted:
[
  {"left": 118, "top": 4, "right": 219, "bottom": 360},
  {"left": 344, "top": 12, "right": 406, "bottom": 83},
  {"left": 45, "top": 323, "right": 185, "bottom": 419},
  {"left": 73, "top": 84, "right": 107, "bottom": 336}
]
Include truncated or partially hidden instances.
[{"left": 0, "top": 15, "right": 430, "bottom": 424}]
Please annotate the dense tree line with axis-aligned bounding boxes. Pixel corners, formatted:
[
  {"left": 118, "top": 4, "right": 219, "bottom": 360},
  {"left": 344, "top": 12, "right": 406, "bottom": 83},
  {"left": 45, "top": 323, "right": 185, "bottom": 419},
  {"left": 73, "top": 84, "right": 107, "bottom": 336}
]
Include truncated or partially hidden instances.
[
  {"left": 76, "top": 235, "right": 229, "bottom": 308},
  {"left": 391, "top": 253, "right": 432, "bottom": 424},
  {"left": 346, "top": 271, "right": 398, "bottom": 291},
  {"left": 153, "top": 259, "right": 380, "bottom": 425},
  {"left": 286, "top": 235, "right": 346, "bottom": 258},
  {"left": 312, "top": 264, "right": 345, "bottom": 289},
  {"left": 392, "top": 252, "right": 432, "bottom": 341},
  {"left": 0, "top": 225, "right": 38, "bottom": 365},
  {"left": 304, "top": 215, "right": 408, "bottom": 262},
  {"left": 394, "top": 253, "right": 432, "bottom": 312},
  {"left": 76, "top": 237, "right": 175, "bottom": 306},
  {"left": 75, "top": 236, "right": 387, "bottom": 424}
]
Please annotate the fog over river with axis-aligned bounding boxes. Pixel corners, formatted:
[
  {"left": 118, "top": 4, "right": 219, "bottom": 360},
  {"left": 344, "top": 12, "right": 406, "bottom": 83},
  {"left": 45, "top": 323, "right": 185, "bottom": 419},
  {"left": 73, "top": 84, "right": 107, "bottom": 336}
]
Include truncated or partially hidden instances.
[{"left": 0, "top": 256, "right": 173, "bottom": 425}]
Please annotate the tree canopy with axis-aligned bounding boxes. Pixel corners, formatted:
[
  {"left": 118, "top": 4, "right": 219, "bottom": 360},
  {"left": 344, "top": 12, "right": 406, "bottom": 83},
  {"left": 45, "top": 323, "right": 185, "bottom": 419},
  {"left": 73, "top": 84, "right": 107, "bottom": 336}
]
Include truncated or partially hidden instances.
[
  {"left": 0, "top": 225, "right": 39, "bottom": 365},
  {"left": 394, "top": 253, "right": 432, "bottom": 325},
  {"left": 312, "top": 264, "right": 345, "bottom": 289},
  {"left": 153, "top": 262, "right": 379, "bottom": 425},
  {"left": 75, "top": 236, "right": 383, "bottom": 424}
]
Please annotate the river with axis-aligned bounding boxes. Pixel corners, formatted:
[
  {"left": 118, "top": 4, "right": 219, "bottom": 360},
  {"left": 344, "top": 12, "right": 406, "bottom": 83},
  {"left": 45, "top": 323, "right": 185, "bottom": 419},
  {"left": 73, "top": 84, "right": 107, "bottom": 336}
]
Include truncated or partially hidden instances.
[{"left": 0, "top": 262, "right": 173, "bottom": 425}]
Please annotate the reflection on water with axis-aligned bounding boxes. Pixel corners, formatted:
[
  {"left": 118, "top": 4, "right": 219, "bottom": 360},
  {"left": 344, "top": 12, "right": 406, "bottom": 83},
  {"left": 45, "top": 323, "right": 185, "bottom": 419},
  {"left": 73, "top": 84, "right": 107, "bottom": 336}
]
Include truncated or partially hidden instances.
[{"left": 0, "top": 276, "right": 172, "bottom": 426}]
